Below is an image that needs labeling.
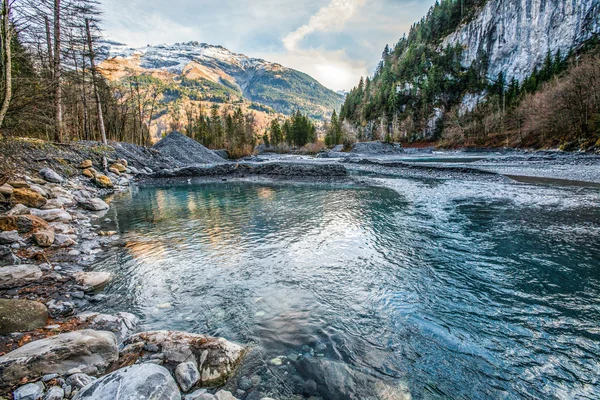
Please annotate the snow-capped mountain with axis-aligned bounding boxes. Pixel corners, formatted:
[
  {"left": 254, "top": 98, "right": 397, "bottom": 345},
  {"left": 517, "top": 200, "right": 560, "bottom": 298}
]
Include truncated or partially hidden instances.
[{"left": 98, "top": 41, "right": 343, "bottom": 119}]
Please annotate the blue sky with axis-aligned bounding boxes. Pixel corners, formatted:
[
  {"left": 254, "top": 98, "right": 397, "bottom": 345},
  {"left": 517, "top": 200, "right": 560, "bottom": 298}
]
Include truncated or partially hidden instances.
[{"left": 100, "top": 0, "right": 435, "bottom": 91}]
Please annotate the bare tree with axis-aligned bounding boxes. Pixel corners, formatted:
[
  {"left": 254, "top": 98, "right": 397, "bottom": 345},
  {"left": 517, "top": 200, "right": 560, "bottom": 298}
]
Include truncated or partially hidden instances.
[
  {"left": 0, "top": 0, "right": 12, "bottom": 130},
  {"left": 85, "top": 17, "right": 105, "bottom": 144}
]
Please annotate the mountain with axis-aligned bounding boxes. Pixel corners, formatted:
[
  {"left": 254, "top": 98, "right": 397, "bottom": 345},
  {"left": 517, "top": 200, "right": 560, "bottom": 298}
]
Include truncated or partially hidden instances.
[
  {"left": 341, "top": 0, "right": 600, "bottom": 147},
  {"left": 98, "top": 41, "right": 343, "bottom": 120}
]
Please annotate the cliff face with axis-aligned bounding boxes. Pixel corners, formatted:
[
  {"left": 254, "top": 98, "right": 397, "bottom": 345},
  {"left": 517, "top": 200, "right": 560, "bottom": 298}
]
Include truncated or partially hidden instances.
[{"left": 444, "top": 0, "right": 600, "bottom": 82}]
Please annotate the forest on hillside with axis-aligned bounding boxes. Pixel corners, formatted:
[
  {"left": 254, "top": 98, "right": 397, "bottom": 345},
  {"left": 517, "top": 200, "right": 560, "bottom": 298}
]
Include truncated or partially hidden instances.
[{"left": 338, "top": 0, "right": 600, "bottom": 150}]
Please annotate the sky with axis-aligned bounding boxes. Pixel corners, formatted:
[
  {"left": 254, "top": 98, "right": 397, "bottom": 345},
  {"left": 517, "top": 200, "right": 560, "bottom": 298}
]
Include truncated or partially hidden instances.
[{"left": 99, "top": 0, "right": 435, "bottom": 91}]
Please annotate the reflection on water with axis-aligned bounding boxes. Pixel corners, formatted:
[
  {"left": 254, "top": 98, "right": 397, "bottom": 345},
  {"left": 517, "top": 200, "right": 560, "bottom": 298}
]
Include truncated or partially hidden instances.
[{"left": 94, "top": 180, "right": 600, "bottom": 399}]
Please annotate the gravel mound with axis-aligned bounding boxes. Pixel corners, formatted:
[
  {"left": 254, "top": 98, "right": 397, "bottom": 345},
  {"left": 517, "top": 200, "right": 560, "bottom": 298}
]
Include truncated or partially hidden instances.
[
  {"left": 153, "top": 131, "right": 227, "bottom": 165},
  {"left": 350, "top": 141, "right": 404, "bottom": 155}
]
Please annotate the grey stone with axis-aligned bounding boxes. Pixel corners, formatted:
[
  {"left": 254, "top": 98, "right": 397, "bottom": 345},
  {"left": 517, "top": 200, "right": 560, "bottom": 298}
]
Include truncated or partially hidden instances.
[
  {"left": 13, "top": 382, "right": 44, "bottom": 400},
  {"left": 30, "top": 209, "right": 72, "bottom": 223},
  {"left": 44, "top": 386, "right": 64, "bottom": 400},
  {"left": 0, "top": 264, "right": 43, "bottom": 289},
  {"left": 42, "top": 373, "right": 59, "bottom": 382},
  {"left": 0, "top": 330, "right": 118, "bottom": 388},
  {"left": 0, "top": 299, "right": 48, "bottom": 334},
  {"left": 40, "top": 168, "right": 64, "bottom": 184},
  {"left": 0, "top": 230, "right": 22, "bottom": 244},
  {"left": 175, "top": 361, "right": 200, "bottom": 392},
  {"left": 0, "top": 246, "right": 20, "bottom": 266},
  {"left": 73, "top": 272, "right": 112, "bottom": 291},
  {"left": 214, "top": 391, "right": 237, "bottom": 400},
  {"left": 78, "top": 198, "right": 109, "bottom": 211},
  {"left": 183, "top": 389, "right": 209, "bottom": 400},
  {"left": 122, "top": 331, "right": 245, "bottom": 388},
  {"left": 238, "top": 376, "right": 253, "bottom": 391},
  {"left": 66, "top": 373, "right": 96, "bottom": 389},
  {"left": 76, "top": 312, "right": 139, "bottom": 342},
  {"left": 72, "top": 364, "right": 181, "bottom": 400}
]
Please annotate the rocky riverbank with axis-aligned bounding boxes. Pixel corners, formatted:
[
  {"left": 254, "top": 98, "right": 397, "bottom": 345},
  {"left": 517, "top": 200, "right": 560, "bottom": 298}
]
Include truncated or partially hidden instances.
[{"left": 0, "top": 138, "right": 281, "bottom": 400}]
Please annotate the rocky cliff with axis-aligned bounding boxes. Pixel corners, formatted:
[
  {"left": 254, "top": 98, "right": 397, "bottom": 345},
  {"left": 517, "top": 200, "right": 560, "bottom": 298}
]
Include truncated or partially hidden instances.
[{"left": 444, "top": 0, "right": 600, "bottom": 82}]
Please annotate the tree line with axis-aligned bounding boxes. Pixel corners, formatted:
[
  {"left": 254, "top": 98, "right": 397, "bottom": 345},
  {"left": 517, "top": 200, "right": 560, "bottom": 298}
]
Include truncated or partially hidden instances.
[{"left": 0, "top": 0, "right": 164, "bottom": 146}]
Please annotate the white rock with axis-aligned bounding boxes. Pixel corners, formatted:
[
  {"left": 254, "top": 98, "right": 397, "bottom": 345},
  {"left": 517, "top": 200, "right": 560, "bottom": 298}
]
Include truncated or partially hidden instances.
[
  {"left": 72, "top": 364, "right": 181, "bottom": 400},
  {"left": 0, "top": 330, "right": 118, "bottom": 387},
  {"left": 0, "top": 264, "right": 43, "bottom": 289},
  {"left": 13, "top": 382, "right": 44, "bottom": 400},
  {"left": 74, "top": 271, "right": 112, "bottom": 290},
  {"left": 39, "top": 168, "right": 64, "bottom": 184},
  {"left": 78, "top": 198, "right": 109, "bottom": 211},
  {"left": 175, "top": 361, "right": 201, "bottom": 392},
  {"left": 44, "top": 385, "right": 64, "bottom": 400},
  {"left": 30, "top": 209, "right": 72, "bottom": 223},
  {"left": 215, "top": 391, "right": 238, "bottom": 400}
]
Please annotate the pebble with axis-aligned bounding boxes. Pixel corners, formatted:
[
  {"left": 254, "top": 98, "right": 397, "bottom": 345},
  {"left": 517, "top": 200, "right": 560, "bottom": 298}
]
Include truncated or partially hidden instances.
[
  {"left": 42, "top": 373, "right": 59, "bottom": 382},
  {"left": 269, "top": 356, "right": 286, "bottom": 366}
]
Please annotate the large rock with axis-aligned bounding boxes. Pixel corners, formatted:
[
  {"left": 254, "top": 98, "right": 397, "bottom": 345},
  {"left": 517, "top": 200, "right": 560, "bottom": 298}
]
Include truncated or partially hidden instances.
[
  {"left": 0, "top": 230, "right": 22, "bottom": 244},
  {"left": 111, "top": 163, "right": 127, "bottom": 173},
  {"left": 0, "top": 330, "right": 119, "bottom": 388},
  {"left": 0, "top": 299, "right": 48, "bottom": 334},
  {"left": 30, "top": 209, "right": 72, "bottom": 223},
  {"left": 121, "top": 331, "right": 245, "bottom": 387},
  {"left": 0, "top": 215, "right": 49, "bottom": 234},
  {"left": 74, "top": 272, "right": 112, "bottom": 291},
  {"left": 80, "top": 160, "right": 93, "bottom": 169},
  {"left": 77, "top": 312, "right": 139, "bottom": 342},
  {"left": 175, "top": 361, "right": 200, "bottom": 392},
  {"left": 0, "top": 183, "right": 14, "bottom": 197},
  {"left": 0, "top": 264, "right": 43, "bottom": 288},
  {"left": 72, "top": 364, "right": 181, "bottom": 400},
  {"left": 39, "top": 168, "right": 64, "bottom": 184},
  {"left": 12, "top": 188, "right": 48, "bottom": 208},
  {"left": 12, "top": 382, "right": 44, "bottom": 400},
  {"left": 78, "top": 198, "right": 109, "bottom": 211},
  {"left": 33, "top": 228, "right": 55, "bottom": 247},
  {"left": 92, "top": 175, "right": 113, "bottom": 189}
]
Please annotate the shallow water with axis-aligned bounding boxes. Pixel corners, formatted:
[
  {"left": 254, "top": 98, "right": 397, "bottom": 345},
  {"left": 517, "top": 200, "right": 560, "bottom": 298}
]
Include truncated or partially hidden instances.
[{"left": 94, "top": 177, "right": 600, "bottom": 399}]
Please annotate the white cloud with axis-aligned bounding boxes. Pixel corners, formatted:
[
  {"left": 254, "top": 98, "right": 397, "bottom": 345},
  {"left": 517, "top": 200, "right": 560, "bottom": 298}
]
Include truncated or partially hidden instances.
[
  {"left": 257, "top": 47, "right": 369, "bottom": 91},
  {"left": 282, "top": 0, "right": 366, "bottom": 51}
]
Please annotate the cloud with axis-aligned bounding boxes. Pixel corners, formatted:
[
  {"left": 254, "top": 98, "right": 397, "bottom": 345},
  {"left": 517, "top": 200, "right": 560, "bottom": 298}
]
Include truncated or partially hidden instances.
[{"left": 283, "top": 0, "right": 366, "bottom": 51}]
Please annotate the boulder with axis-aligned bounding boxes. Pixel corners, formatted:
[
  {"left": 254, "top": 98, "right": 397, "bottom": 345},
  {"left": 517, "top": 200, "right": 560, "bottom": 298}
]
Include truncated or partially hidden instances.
[
  {"left": 12, "top": 188, "right": 48, "bottom": 208},
  {"left": 214, "top": 391, "right": 237, "bottom": 400},
  {"left": 175, "top": 361, "right": 201, "bottom": 392},
  {"left": 0, "top": 264, "right": 43, "bottom": 288},
  {"left": 0, "top": 330, "right": 119, "bottom": 388},
  {"left": 74, "top": 272, "right": 112, "bottom": 291},
  {"left": 108, "top": 167, "right": 121, "bottom": 175},
  {"left": 54, "top": 234, "right": 76, "bottom": 247},
  {"left": 44, "top": 385, "right": 64, "bottom": 400},
  {"left": 8, "top": 180, "right": 29, "bottom": 188},
  {"left": 83, "top": 168, "right": 96, "bottom": 178},
  {"left": 78, "top": 198, "right": 109, "bottom": 211},
  {"left": 66, "top": 373, "right": 96, "bottom": 389},
  {"left": 111, "top": 163, "right": 127, "bottom": 173},
  {"left": 12, "top": 382, "right": 44, "bottom": 400},
  {"left": 33, "top": 228, "right": 55, "bottom": 247},
  {"left": 121, "top": 331, "right": 245, "bottom": 387},
  {"left": 76, "top": 312, "right": 138, "bottom": 342},
  {"left": 72, "top": 364, "right": 181, "bottom": 400},
  {"left": 5, "top": 204, "right": 30, "bottom": 216},
  {"left": 30, "top": 209, "right": 72, "bottom": 223},
  {"left": 0, "top": 215, "right": 49, "bottom": 234},
  {"left": 39, "top": 168, "right": 64, "bottom": 184},
  {"left": 0, "top": 230, "right": 22, "bottom": 244},
  {"left": 27, "top": 184, "right": 50, "bottom": 199},
  {"left": 93, "top": 175, "right": 113, "bottom": 189},
  {"left": 80, "top": 160, "right": 93, "bottom": 169},
  {"left": 41, "top": 197, "right": 74, "bottom": 210},
  {"left": 0, "top": 246, "right": 20, "bottom": 266},
  {"left": 0, "top": 183, "right": 13, "bottom": 196},
  {"left": 0, "top": 299, "right": 48, "bottom": 334}
]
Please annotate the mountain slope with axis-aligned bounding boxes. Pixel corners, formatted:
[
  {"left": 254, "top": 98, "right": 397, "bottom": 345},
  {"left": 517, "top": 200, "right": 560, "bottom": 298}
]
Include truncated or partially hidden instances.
[
  {"left": 341, "top": 0, "right": 600, "bottom": 144},
  {"left": 99, "top": 41, "right": 343, "bottom": 120}
]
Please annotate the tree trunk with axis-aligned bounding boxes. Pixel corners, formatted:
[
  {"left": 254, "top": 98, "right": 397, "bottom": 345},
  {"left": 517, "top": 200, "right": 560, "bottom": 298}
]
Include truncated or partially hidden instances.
[
  {"left": 53, "top": 0, "right": 63, "bottom": 143},
  {"left": 86, "top": 18, "right": 107, "bottom": 145},
  {"left": 0, "top": 0, "right": 12, "bottom": 131},
  {"left": 44, "top": 16, "right": 54, "bottom": 75}
]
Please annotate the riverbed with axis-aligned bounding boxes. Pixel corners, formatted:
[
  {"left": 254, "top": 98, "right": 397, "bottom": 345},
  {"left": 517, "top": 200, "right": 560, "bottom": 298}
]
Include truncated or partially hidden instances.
[{"left": 89, "top": 154, "right": 600, "bottom": 399}]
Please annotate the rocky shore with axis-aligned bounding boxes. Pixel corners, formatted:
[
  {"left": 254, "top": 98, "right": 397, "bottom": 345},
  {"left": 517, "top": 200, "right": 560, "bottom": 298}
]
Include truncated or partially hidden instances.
[{"left": 0, "top": 138, "right": 292, "bottom": 400}]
